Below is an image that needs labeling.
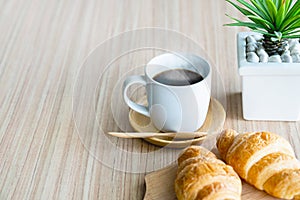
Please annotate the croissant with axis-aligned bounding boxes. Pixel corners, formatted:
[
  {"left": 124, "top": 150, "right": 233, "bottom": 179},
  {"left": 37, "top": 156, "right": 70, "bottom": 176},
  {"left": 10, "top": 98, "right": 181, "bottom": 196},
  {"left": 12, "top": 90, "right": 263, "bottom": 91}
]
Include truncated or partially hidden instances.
[
  {"left": 217, "top": 129, "right": 300, "bottom": 199},
  {"left": 174, "top": 146, "right": 242, "bottom": 200}
]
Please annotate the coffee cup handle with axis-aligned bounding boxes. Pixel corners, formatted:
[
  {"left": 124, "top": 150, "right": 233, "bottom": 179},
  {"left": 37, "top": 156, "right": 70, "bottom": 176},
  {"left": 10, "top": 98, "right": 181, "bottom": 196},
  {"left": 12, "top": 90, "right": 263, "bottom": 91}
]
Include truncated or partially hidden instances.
[{"left": 123, "top": 75, "right": 150, "bottom": 117}]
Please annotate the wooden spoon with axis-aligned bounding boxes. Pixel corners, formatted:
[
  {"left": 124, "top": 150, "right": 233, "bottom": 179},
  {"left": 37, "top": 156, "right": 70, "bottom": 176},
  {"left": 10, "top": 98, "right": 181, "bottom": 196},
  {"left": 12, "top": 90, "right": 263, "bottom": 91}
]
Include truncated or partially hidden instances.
[{"left": 107, "top": 131, "right": 207, "bottom": 139}]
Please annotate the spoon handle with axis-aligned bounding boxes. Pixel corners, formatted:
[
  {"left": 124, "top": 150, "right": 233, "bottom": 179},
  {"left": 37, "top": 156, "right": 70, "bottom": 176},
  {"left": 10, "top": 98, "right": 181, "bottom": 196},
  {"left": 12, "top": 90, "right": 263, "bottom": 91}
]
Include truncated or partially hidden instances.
[{"left": 107, "top": 132, "right": 207, "bottom": 139}]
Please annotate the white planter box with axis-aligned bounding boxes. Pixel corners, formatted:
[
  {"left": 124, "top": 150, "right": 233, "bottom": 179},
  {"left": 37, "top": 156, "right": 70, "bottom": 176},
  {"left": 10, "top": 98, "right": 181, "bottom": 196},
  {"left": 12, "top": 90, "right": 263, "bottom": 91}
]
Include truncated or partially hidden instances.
[{"left": 237, "top": 32, "right": 300, "bottom": 121}]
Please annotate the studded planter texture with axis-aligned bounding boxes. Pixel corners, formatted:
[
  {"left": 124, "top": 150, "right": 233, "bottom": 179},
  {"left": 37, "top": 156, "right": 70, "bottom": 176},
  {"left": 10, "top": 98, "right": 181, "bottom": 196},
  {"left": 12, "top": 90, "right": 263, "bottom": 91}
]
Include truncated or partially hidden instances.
[{"left": 237, "top": 32, "right": 300, "bottom": 121}]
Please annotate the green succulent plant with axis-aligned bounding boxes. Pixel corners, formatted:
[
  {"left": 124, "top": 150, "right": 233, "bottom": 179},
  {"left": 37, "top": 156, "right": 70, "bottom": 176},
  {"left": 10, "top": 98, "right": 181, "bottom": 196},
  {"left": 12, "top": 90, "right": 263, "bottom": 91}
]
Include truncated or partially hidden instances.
[{"left": 225, "top": 0, "right": 300, "bottom": 55}]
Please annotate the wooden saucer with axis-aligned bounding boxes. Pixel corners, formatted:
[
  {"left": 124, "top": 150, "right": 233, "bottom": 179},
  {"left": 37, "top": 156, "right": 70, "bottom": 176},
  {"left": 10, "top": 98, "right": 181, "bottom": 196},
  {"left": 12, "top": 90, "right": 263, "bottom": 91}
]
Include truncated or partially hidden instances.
[{"left": 128, "top": 96, "right": 226, "bottom": 148}]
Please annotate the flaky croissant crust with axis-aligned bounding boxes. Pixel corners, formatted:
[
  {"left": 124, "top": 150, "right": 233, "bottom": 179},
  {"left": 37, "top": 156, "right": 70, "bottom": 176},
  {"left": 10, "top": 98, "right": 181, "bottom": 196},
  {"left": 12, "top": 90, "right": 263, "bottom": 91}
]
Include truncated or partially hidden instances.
[
  {"left": 217, "top": 129, "right": 300, "bottom": 200},
  {"left": 175, "top": 146, "right": 242, "bottom": 200}
]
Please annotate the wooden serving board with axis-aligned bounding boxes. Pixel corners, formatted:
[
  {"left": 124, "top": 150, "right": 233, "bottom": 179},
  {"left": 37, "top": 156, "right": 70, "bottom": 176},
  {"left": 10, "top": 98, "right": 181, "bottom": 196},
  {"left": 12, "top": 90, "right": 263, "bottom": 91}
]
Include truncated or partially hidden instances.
[{"left": 144, "top": 163, "right": 279, "bottom": 200}]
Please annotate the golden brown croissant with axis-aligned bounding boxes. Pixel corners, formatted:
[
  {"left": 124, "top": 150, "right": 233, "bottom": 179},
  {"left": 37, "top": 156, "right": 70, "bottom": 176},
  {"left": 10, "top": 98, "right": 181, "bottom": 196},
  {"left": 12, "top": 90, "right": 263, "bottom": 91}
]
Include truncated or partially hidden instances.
[
  {"left": 217, "top": 129, "right": 300, "bottom": 199},
  {"left": 175, "top": 146, "right": 242, "bottom": 200}
]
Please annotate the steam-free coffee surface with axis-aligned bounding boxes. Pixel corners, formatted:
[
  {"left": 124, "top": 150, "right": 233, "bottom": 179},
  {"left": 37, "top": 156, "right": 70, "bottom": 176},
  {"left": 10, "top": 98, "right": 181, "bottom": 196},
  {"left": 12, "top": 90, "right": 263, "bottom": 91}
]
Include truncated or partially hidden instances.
[{"left": 153, "top": 69, "right": 203, "bottom": 86}]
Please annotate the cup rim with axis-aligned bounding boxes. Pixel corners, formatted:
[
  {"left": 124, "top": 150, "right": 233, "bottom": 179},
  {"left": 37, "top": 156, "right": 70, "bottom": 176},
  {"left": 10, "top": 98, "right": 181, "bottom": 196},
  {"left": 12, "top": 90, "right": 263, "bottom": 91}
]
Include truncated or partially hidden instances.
[{"left": 145, "top": 53, "right": 211, "bottom": 88}]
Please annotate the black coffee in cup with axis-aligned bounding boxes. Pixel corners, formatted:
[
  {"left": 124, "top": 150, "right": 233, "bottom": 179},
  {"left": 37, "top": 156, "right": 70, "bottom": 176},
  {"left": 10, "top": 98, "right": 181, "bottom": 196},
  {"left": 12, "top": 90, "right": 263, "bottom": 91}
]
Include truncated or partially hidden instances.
[{"left": 153, "top": 69, "right": 203, "bottom": 86}]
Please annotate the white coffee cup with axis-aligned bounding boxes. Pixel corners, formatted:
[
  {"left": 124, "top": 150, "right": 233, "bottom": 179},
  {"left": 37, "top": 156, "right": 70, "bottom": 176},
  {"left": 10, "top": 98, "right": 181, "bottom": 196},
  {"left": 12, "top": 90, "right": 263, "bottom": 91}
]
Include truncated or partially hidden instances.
[{"left": 123, "top": 53, "right": 211, "bottom": 132}]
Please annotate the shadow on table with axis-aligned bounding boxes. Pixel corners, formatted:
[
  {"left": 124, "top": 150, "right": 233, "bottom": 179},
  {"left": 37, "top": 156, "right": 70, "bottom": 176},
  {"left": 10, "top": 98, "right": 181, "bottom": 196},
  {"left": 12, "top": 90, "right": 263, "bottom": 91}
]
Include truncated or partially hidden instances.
[{"left": 226, "top": 92, "right": 244, "bottom": 121}]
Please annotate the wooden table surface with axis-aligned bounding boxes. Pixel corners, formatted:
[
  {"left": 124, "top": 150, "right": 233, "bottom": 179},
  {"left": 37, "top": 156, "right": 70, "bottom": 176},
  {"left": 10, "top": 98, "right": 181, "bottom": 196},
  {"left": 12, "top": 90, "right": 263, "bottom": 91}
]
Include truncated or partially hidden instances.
[{"left": 1, "top": 0, "right": 300, "bottom": 199}]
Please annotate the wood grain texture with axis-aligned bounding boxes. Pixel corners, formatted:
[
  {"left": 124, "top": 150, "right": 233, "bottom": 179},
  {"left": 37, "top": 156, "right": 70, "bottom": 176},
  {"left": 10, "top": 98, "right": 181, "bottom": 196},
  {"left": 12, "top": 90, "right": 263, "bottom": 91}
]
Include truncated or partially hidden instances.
[{"left": 0, "top": 0, "right": 299, "bottom": 199}]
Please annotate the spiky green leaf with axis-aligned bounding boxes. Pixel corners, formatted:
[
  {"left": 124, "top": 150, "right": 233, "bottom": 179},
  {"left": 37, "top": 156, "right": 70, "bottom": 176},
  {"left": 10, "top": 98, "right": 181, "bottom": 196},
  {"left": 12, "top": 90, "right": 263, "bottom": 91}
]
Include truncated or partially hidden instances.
[
  {"left": 280, "top": 15, "right": 300, "bottom": 31},
  {"left": 225, "top": 0, "right": 255, "bottom": 16},
  {"left": 225, "top": 0, "right": 300, "bottom": 39},
  {"left": 287, "top": 20, "right": 300, "bottom": 31},
  {"left": 282, "top": 34, "right": 300, "bottom": 39},
  {"left": 249, "top": 0, "right": 273, "bottom": 23},
  {"left": 285, "top": 0, "right": 293, "bottom": 13},
  {"left": 285, "top": 0, "right": 293, "bottom": 12},
  {"left": 273, "top": 0, "right": 281, "bottom": 10},
  {"left": 259, "top": 0, "right": 276, "bottom": 23},
  {"left": 265, "top": 0, "right": 277, "bottom": 22},
  {"left": 252, "top": 29, "right": 276, "bottom": 37},
  {"left": 275, "top": 1, "right": 286, "bottom": 29},
  {"left": 225, "top": 22, "right": 266, "bottom": 30},
  {"left": 248, "top": 15, "right": 275, "bottom": 30},
  {"left": 225, "top": 13, "right": 244, "bottom": 23},
  {"left": 236, "top": 0, "right": 273, "bottom": 22},
  {"left": 282, "top": 29, "right": 300, "bottom": 36},
  {"left": 285, "top": 0, "right": 300, "bottom": 19}
]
